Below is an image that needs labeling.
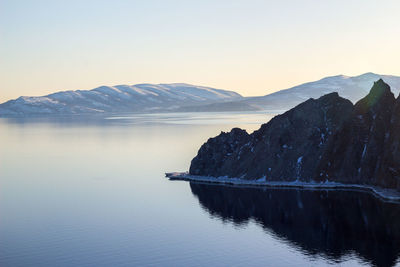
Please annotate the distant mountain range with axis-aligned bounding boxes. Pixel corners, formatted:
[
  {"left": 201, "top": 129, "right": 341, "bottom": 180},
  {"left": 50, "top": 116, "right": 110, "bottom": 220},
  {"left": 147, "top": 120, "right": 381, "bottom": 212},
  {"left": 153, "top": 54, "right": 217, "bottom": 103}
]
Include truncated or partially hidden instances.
[
  {"left": 184, "top": 72, "right": 400, "bottom": 112},
  {"left": 0, "top": 83, "right": 242, "bottom": 116},
  {"left": 1, "top": 72, "right": 400, "bottom": 116}
]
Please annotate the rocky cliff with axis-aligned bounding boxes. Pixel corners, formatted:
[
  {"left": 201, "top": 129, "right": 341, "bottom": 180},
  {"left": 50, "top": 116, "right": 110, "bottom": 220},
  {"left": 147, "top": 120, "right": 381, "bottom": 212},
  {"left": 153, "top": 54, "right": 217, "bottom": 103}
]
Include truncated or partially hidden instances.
[{"left": 189, "top": 79, "right": 400, "bottom": 191}]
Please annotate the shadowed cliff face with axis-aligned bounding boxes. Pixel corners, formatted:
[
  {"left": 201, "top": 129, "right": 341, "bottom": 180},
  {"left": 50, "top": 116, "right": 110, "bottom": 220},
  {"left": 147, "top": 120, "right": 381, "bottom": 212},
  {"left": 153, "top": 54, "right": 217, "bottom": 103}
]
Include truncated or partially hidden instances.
[
  {"left": 189, "top": 128, "right": 250, "bottom": 176},
  {"left": 190, "top": 182, "right": 400, "bottom": 267},
  {"left": 383, "top": 97, "right": 400, "bottom": 187},
  {"left": 189, "top": 79, "right": 400, "bottom": 190},
  {"left": 317, "top": 80, "right": 399, "bottom": 188},
  {"left": 190, "top": 92, "right": 353, "bottom": 180}
]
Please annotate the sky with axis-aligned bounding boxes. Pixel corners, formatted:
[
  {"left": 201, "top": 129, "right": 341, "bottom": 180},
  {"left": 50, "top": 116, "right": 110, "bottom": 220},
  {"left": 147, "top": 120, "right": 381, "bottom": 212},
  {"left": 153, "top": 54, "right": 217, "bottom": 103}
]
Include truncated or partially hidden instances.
[{"left": 1, "top": 0, "right": 400, "bottom": 102}]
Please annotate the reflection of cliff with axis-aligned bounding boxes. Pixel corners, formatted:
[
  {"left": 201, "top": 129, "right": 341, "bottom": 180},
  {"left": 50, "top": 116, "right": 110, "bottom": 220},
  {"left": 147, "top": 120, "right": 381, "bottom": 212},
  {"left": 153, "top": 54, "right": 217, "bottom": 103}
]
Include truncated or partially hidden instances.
[{"left": 190, "top": 182, "right": 400, "bottom": 267}]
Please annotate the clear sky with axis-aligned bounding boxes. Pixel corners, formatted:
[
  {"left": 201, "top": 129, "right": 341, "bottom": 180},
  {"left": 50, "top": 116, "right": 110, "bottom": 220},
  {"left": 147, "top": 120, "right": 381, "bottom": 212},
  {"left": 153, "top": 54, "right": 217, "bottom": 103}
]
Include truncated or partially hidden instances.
[{"left": 1, "top": 0, "right": 400, "bottom": 102}]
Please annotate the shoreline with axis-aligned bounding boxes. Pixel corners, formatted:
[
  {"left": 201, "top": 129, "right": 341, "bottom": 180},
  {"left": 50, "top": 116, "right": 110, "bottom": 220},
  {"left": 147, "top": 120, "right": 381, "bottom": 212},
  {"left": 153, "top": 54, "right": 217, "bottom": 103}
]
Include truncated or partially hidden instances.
[{"left": 165, "top": 172, "right": 400, "bottom": 203}]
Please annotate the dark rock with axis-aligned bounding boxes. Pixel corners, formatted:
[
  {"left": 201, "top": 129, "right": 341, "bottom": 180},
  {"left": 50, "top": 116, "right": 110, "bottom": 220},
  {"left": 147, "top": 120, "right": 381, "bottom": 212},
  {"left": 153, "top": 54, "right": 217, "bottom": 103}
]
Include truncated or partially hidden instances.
[
  {"left": 382, "top": 97, "right": 400, "bottom": 190},
  {"left": 190, "top": 92, "right": 353, "bottom": 180},
  {"left": 189, "top": 128, "right": 250, "bottom": 176},
  {"left": 317, "top": 79, "right": 397, "bottom": 188},
  {"left": 189, "top": 79, "right": 400, "bottom": 191}
]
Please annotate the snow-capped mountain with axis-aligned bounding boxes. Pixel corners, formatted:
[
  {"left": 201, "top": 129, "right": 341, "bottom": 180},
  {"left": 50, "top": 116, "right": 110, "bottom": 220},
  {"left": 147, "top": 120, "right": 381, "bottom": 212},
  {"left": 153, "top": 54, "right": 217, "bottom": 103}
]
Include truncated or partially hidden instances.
[
  {"left": 0, "top": 83, "right": 242, "bottom": 116},
  {"left": 2, "top": 73, "right": 400, "bottom": 116},
  {"left": 236, "top": 72, "right": 400, "bottom": 111}
]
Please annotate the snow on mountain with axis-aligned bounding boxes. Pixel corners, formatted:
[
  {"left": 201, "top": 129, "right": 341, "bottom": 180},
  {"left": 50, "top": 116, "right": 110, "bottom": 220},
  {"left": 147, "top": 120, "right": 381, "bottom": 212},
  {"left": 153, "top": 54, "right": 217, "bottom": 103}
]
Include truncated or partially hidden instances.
[
  {"left": 2, "top": 73, "right": 400, "bottom": 116},
  {"left": 0, "top": 83, "right": 243, "bottom": 116},
  {"left": 237, "top": 72, "right": 400, "bottom": 110}
]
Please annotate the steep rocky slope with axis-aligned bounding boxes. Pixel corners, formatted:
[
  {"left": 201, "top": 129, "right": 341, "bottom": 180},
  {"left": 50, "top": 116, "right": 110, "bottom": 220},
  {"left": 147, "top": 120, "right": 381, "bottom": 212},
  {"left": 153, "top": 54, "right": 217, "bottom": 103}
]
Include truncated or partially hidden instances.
[{"left": 189, "top": 79, "right": 400, "bottom": 190}]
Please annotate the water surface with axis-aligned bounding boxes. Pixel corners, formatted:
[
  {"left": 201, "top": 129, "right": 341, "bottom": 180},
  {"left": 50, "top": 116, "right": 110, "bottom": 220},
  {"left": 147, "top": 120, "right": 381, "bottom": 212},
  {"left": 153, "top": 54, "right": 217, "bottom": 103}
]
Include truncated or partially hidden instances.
[{"left": 1, "top": 112, "right": 399, "bottom": 267}]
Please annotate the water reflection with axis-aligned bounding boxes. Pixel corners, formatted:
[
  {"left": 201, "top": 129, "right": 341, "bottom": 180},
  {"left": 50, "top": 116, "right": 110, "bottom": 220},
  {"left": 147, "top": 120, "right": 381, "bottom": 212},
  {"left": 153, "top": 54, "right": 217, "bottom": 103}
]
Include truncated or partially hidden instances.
[{"left": 190, "top": 182, "right": 400, "bottom": 267}]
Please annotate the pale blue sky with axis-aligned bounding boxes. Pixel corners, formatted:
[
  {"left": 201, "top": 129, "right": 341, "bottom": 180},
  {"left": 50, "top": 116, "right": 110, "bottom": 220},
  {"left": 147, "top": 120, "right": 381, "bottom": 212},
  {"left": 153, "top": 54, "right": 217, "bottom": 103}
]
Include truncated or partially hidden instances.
[{"left": 1, "top": 0, "right": 400, "bottom": 101}]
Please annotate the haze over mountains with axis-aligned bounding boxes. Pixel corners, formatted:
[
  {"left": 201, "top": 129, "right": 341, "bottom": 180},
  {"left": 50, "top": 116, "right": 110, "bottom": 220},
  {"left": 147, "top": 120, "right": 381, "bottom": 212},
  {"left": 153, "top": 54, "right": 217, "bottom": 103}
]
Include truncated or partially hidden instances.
[{"left": 1, "top": 72, "right": 400, "bottom": 116}]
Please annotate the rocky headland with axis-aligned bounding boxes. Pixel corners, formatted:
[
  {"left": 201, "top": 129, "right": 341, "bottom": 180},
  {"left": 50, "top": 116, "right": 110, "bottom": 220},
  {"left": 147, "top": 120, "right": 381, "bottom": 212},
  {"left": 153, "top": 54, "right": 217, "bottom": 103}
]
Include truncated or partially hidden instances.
[{"left": 167, "top": 79, "right": 400, "bottom": 198}]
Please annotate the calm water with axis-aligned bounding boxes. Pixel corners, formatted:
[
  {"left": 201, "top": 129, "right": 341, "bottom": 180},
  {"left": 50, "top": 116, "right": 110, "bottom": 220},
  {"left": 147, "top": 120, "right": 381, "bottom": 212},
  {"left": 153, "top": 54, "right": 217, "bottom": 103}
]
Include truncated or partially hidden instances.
[{"left": 1, "top": 112, "right": 399, "bottom": 267}]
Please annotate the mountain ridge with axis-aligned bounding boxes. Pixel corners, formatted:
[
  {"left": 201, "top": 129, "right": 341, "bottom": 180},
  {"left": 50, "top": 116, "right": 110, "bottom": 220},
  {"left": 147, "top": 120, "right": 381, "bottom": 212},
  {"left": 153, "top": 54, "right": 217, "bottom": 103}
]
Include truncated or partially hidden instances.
[
  {"left": 153, "top": 72, "right": 400, "bottom": 112},
  {"left": 3, "top": 72, "right": 400, "bottom": 116},
  {"left": 229, "top": 72, "right": 400, "bottom": 111},
  {"left": 0, "top": 83, "right": 242, "bottom": 116}
]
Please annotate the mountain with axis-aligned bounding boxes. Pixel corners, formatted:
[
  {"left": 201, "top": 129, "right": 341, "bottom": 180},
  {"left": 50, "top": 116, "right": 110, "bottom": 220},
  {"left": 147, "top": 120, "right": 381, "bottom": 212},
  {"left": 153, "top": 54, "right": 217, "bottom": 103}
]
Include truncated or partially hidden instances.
[
  {"left": 186, "top": 79, "right": 400, "bottom": 192},
  {"left": 191, "top": 72, "right": 400, "bottom": 112},
  {"left": 0, "top": 83, "right": 242, "bottom": 116},
  {"left": 3, "top": 72, "right": 400, "bottom": 116}
]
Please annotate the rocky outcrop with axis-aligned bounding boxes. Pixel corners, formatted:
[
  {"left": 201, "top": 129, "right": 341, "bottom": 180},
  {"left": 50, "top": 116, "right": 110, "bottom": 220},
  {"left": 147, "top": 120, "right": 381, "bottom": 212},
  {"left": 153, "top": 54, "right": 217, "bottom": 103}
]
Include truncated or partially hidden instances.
[
  {"left": 316, "top": 80, "right": 398, "bottom": 188},
  {"left": 189, "top": 79, "right": 400, "bottom": 191},
  {"left": 190, "top": 92, "right": 353, "bottom": 180},
  {"left": 189, "top": 128, "right": 250, "bottom": 176}
]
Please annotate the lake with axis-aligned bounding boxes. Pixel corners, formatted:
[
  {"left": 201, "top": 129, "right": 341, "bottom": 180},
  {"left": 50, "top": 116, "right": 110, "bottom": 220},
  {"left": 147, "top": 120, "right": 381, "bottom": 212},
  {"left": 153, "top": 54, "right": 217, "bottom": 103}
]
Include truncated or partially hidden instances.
[{"left": 1, "top": 112, "right": 399, "bottom": 267}]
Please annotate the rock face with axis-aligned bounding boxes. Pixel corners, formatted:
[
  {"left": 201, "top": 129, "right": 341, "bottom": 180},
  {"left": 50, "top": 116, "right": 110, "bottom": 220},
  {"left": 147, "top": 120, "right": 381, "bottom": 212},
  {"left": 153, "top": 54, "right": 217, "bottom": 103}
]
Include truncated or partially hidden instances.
[
  {"left": 189, "top": 79, "right": 400, "bottom": 190},
  {"left": 316, "top": 80, "right": 397, "bottom": 188},
  {"left": 189, "top": 128, "right": 250, "bottom": 176}
]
